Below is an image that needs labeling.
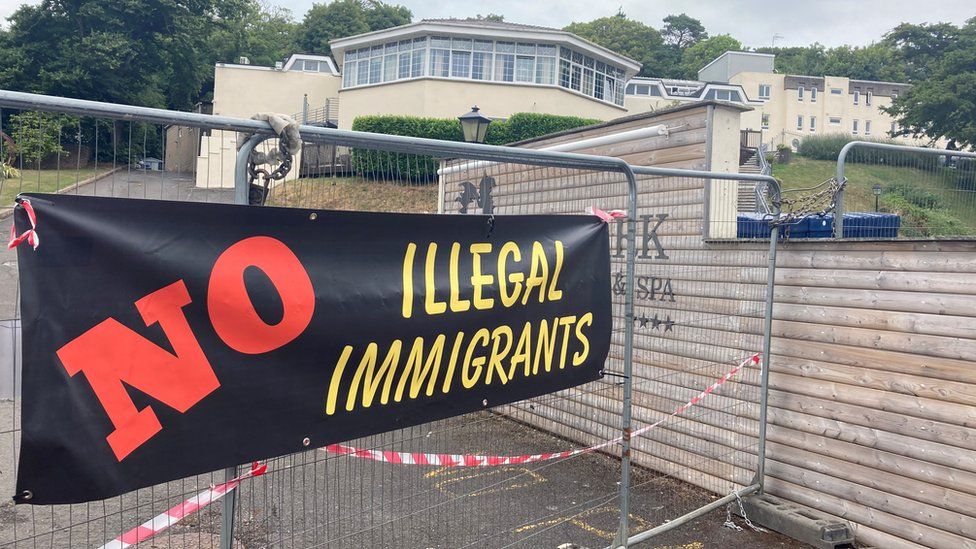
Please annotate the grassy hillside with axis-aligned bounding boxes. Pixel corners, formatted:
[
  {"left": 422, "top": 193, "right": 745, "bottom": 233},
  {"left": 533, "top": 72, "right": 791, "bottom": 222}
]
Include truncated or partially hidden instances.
[
  {"left": 267, "top": 176, "right": 438, "bottom": 213},
  {"left": 772, "top": 157, "right": 976, "bottom": 237}
]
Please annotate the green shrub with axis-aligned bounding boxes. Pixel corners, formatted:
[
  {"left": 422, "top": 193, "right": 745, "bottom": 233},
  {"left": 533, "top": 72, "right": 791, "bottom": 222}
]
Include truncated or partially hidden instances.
[
  {"left": 350, "top": 113, "right": 600, "bottom": 182},
  {"left": 884, "top": 194, "right": 973, "bottom": 237},
  {"left": 884, "top": 181, "right": 946, "bottom": 209}
]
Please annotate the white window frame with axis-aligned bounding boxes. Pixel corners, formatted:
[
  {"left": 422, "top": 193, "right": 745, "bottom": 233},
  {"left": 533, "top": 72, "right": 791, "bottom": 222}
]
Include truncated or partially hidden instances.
[
  {"left": 811, "top": 87, "right": 818, "bottom": 102},
  {"left": 853, "top": 119, "right": 859, "bottom": 134},
  {"left": 853, "top": 91, "right": 860, "bottom": 105},
  {"left": 866, "top": 91, "right": 873, "bottom": 106},
  {"left": 810, "top": 116, "right": 817, "bottom": 132},
  {"left": 761, "top": 113, "right": 770, "bottom": 129},
  {"left": 830, "top": 88, "right": 843, "bottom": 95},
  {"left": 796, "top": 115, "right": 803, "bottom": 130},
  {"left": 797, "top": 86, "right": 804, "bottom": 101},
  {"left": 829, "top": 117, "right": 842, "bottom": 125},
  {"left": 865, "top": 120, "right": 872, "bottom": 135},
  {"left": 758, "top": 84, "right": 771, "bottom": 100}
]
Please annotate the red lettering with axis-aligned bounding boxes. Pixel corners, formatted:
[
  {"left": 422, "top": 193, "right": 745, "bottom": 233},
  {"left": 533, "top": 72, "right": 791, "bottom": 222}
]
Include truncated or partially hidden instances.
[
  {"left": 56, "top": 280, "right": 219, "bottom": 461},
  {"left": 208, "top": 236, "right": 314, "bottom": 354}
]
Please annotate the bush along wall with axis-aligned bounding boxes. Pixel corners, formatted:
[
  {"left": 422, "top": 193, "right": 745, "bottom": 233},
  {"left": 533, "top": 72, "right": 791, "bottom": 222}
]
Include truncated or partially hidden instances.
[
  {"left": 796, "top": 134, "right": 937, "bottom": 165},
  {"left": 350, "top": 113, "right": 600, "bottom": 182}
]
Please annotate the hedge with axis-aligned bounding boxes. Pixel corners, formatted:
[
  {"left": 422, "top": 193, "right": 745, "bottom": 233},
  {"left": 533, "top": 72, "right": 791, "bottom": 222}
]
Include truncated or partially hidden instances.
[
  {"left": 796, "top": 134, "right": 936, "bottom": 166},
  {"left": 350, "top": 113, "right": 600, "bottom": 181}
]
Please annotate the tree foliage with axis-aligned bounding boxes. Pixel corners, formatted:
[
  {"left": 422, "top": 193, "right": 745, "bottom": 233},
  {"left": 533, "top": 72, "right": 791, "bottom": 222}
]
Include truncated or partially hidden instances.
[
  {"left": 753, "top": 43, "right": 906, "bottom": 82},
  {"left": 661, "top": 13, "right": 707, "bottom": 49},
  {"left": 680, "top": 35, "right": 741, "bottom": 80},
  {"left": 297, "top": 0, "right": 411, "bottom": 56},
  {"left": 564, "top": 12, "right": 666, "bottom": 77},
  {"left": 209, "top": 2, "right": 300, "bottom": 68},
  {"left": 883, "top": 19, "right": 976, "bottom": 148},
  {"left": 0, "top": 0, "right": 250, "bottom": 109}
]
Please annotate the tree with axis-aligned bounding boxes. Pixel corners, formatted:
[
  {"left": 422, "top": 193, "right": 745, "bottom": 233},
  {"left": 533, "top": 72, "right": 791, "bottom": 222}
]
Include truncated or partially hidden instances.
[
  {"left": 680, "top": 34, "right": 741, "bottom": 80},
  {"left": 661, "top": 13, "right": 707, "bottom": 50},
  {"left": 0, "top": 0, "right": 249, "bottom": 109},
  {"left": 883, "top": 19, "right": 976, "bottom": 147},
  {"left": 564, "top": 12, "right": 667, "bottom": 77},
  {"left": 297, "top": 0, "right": 411, "bottom": 56},
  {"left": 209, "top": 2, "right": 300, "bottom": 69}
]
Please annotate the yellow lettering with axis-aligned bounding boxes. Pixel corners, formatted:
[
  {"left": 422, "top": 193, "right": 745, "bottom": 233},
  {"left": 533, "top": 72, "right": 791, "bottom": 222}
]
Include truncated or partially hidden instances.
[
  {"left": 395, "top": 335, "right": 446, "bottom": 401},
  {"left": 449, "top": 243, "right": 470, "bottom": 313},
  {"left": 402, "top": 243, "right": 416, "bottom": 319},
  {"left": 573, "top": 312, "right": 592, "bottom": 366},
  {"left": 511, "top": 321, "right": 532, "bottom": 378},
  {"left": 533, "top": 319, "right": 558, "bottom": 374},
  {"left": 470, "top": 243, "right": 494, "bottom": 310},
  {"left": 485, "top": 325, "right": 513, "bottom": 385},
  {"left": 462, "top": 328, "right": 490, "bottom": 389},
  {"left": 425, "top": 243, "right": 446, "bottom": 315},
  {"left": 325, "top": 345, "right": 353, "bottom": 415},
  {"left": 498, "top": 242, "right": 523, "bottom": 307},
  {"left": 547, "top": 241, "right": 564, "bottom": 301},
  {"left": 522, "top": 242, "right": 549, "bottom": 305},
  {"left": 345, "top": 341, "right": 402, "bottom": 411},
  {"left": 558, "top": 315, "right": 576, "bottom": 369},
  {"left": 441, "top": 332, "right": 465, "bottom": 394}
]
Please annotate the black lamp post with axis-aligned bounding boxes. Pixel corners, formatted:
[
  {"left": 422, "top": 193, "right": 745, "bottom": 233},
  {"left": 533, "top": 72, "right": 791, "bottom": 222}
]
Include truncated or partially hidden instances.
[
  {"left": 458, "top": 106, "right": 492, "bottom": 143},
  {"left": 872, "top": 183, "right": 883, "bottom": 211}
]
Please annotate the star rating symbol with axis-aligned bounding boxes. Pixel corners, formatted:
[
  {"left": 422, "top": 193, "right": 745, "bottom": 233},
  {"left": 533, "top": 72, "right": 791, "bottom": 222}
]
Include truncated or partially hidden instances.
[
  {"left": 635, "top": 313, "right": 676, "bottom": 332},
  {"left": 636, "top": 314, "right": 649, "bottom": 328},
  {"left": 663, "top": 316, "right": 675, "bottom": 332}
]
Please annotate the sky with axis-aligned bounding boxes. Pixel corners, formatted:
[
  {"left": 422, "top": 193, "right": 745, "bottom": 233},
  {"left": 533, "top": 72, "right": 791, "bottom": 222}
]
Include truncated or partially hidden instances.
[{"left": 0, "top": 0, "right": 972, "bottom": 47}]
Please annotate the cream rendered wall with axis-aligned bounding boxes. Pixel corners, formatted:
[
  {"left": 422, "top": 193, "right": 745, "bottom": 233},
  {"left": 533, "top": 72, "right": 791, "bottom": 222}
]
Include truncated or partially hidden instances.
[
  {"left": 197, "top": 65, "right": 342, "bottom": 188},
  {"left": 730, "top": 72, "right": 928, "bottom": 149},
  {"left": 337, "top": 78, "right": 627, "bottom": 129}
]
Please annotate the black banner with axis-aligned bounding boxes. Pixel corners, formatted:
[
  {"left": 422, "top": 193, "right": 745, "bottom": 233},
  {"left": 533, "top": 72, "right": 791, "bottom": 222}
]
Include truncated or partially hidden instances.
[{"left": 12, "top": 194, "right": 611, "bottom": 504}]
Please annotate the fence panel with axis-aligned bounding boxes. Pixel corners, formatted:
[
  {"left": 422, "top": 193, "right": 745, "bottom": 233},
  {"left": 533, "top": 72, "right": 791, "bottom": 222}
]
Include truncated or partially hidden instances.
[
  {"left": 0, "top": 91, "right": 781, "bottom": 549},
  {"left": 835, "top": 141, "right": 976, "bottom": 239}
]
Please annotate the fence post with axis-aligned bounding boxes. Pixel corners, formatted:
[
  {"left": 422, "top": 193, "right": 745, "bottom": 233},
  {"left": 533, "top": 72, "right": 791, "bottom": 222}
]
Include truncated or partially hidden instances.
[
  {"left": 834, "top": 141, "right": 857, "bottom": 238},
  {"left": 220, "top": 132, "right": 268, "bottom": 549},
  {"left": 302, "top": 94, "right": 309, "bottom": 124},
  {"left": 612, "top": 165, "right": 639, "bottom": 549},
  {"left": 753, "top": 224, "right": 778, "bottom": 491}
]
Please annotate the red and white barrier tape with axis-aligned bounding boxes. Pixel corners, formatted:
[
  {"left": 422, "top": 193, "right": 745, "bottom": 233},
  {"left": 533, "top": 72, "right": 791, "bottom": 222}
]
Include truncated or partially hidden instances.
[
  {"left": 8, "top": 199, "right": 39, "bottom": 250},
  {"left": 322, "top": 354, "right": 759, "bottom": 467},
  {"left": 99, "top": 354, "right": 759, "bottom": 548},
  {"left": 97, "top": 462, "right": 266, "bottom": 549}
]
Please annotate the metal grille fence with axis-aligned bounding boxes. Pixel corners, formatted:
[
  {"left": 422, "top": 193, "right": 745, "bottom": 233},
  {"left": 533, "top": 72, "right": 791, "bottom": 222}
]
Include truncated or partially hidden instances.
[
  {"left": 0, "top": 90, "right": 782, "bottom": 549},
  {"left": 835, "top": 141, "right": 976, "bottom": 239}
]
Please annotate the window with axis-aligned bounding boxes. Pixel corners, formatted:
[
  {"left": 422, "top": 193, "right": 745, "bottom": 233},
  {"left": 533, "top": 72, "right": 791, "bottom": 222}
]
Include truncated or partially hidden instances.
[
  {"left": 582, "top": 68, "right": 594, "bottom": 95},
  {"left": 830, "top": 88, "right": 843, "bottom": 95},
  {"left": 865, "top": 120, "right": 872, "bottom": 135},
  {"left": 866, "top": 91, "right": 873, "bottom": 106},
  {"left": 810, "top": 87, "right": 817, "bottom": 102},
  {"left": 829, "top": 117, "right": 841, "bottom": 125},
  {"left": 853, "top": 91, "right": 860, "bottom": 105},
  {"left": 384, "top": 54, "right": 397, "bottom": 81},
  {"left": 759, "top": 84, "right": 771, "bottom": 100},
  {"left": 796, "top": 115, "right": 803, "bottom": 130},
  {"left": 761, "top": 113, "right": 770, "bottom": 129},
  {"left": 853, "top": 119, "right": 859, "bottom": 134},
  {"left": 430, "top": 49, "right": 449, "bottom": 77},
  {"left": 515, "top": 55, "right": 534, "bottom": 82},
  {"left": 398, "top": 52, "right": 411, "bottom": 79},
  {"left": 450, "top": 50, "right": 471, "bottom": 78},
  {"left": 410, "top": 49, "right": 424, "bottom": 77},
  {"left": 890, "top": 121, "right": 897, "bottom": 134},
  {"left": 343, "top": 63, "right": 356, "bottom": 87},
  {"left": 892, "top": 91, "right": 899, "bottom": 101},
  {"left": 368, "top": 57, "right": 382, "bottom": 84},
  {"left": 798, "top": 86, "right": 804, "bottom": 101},
  {"left": 810, "top": 116, "right": 817, "bottom": 132},
  {"left": 570, "top": 65, "right": 582, "bottom": 91},
  {"left": 471, "top": 51, "right": 491, "bottom": 80},
  {"left": 535, "top": 56, "right": 554, "bottom": 84},
  {"left": 636, "top": 84, "right": 649, "bottom": 95},
  {"left": 495, "top": 53, "right": 515, "bottom": 82}
]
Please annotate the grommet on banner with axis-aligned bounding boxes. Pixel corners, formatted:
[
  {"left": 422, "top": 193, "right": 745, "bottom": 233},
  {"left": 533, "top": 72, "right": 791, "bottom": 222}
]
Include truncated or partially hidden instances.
[
  {"left": 21, "top": 490, "right": 32, "bottom": 501},
  {"left": 586, "top": 206, "right": 627, "bottom": 223},
  {"left": 302, "top": 437, "right": 311, "bottom": 447},
  {"left": 8, "top": 198, "right": 39, "bottom": 250}
]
